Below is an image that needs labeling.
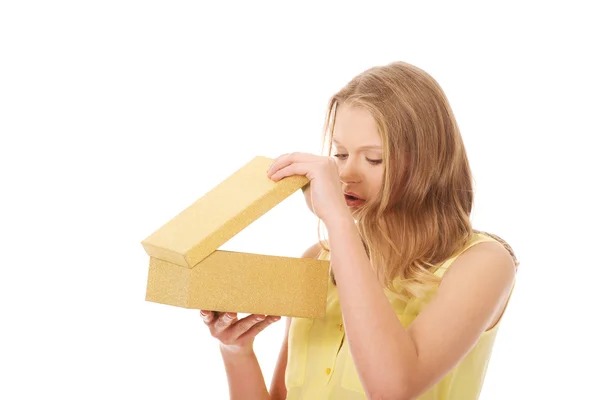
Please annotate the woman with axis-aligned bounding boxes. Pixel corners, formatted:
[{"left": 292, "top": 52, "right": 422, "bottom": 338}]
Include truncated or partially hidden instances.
[{"left": 201, "top": 61, "right": 518, "bottom": 399}]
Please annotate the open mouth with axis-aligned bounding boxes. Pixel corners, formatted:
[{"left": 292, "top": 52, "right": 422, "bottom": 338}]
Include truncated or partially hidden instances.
[{"left": 344, "top": 193, "right": 365, "bottom": 207}]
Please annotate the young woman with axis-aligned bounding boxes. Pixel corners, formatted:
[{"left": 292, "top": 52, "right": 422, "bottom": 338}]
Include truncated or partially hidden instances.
[{"left": 200, "top": 61, "right": 518, "bottom": 399}]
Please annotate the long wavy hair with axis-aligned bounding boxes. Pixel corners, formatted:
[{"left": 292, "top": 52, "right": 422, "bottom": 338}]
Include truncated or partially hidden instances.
[{"left": 316, "top": 61, "right": 517, "bottom": 301}]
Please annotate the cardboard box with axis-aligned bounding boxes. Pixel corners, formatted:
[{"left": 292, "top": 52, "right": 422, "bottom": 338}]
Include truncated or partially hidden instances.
[{"left": 141, "top": 156, "right": 330, "bottom": 318}]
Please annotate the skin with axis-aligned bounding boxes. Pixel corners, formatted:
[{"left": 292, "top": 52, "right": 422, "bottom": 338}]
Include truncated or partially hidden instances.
[
  {"left": 202, "top": 103, "right": 516, "bottom": 399},
  {"left": 301, "top": 103, "right": 385, "bottom": 216}
]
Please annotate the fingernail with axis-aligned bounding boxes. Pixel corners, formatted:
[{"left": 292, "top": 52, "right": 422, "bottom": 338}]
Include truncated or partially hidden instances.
[
  {"left": 256, "top": 315, "right": 265, "bottom": 321},
  {"left": 270, "top": 316, "right": 281, "bottom": 322}
]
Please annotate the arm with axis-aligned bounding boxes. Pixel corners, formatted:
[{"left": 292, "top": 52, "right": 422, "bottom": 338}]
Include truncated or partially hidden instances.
[
  {"left": 221, "top": 346, "right": 270, "bottom": 400},
  {"left": 219, "top": 242, "right": 323, "bottom": 400},
  {"left": 268, "top": 317, "right": 291, "bottom": 400},
  {"left": 327, "top": 214, "right": 516, "bottom": 400}
]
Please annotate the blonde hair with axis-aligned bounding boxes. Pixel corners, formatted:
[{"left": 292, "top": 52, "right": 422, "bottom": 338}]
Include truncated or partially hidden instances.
[{"left": 317, "top": 61, "right": 517, "bottom": 301}]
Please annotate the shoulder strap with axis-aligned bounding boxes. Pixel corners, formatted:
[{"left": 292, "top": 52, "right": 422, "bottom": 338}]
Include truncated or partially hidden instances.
[
  {"left": 474, "top": 230, "right": 520, "bottom": 270},
  {"left": 433, "top": 232, "right": 498, "bottom": 278}
]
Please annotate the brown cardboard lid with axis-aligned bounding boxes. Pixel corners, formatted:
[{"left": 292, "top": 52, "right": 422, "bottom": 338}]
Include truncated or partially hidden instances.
[{"left": 141, "top": 156, "right": 309, "bottom": 268}]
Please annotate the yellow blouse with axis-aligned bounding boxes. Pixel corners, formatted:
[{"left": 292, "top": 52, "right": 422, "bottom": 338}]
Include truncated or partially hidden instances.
[{"left": 285, "top": 232, "right": 514, "bottom": 399}]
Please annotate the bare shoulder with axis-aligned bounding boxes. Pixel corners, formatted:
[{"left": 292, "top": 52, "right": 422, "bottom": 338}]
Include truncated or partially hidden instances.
[
  {"left": 301, "top": 242, "right": 325, "bottom": 259},
  {"left": 441, "top": 240, "right": 517, "bottom": 330},
  {"left": 444, "top": 240, "right": 516, "bottom": 283},
  {"left": 465, "top": 240, "right": 516, "bottom": 270}
]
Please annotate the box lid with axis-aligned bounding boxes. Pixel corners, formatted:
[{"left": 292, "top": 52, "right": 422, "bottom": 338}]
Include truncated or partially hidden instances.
[{"left": 141, "top": 156, "right": 309, "bottom": 268}]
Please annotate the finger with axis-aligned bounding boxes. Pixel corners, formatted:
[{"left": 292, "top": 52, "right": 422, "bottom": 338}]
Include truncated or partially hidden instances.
[
  {"left": 303, "top": 185, "right": 315, "bottom": 214},
  {"left": 270, "top": 162, "right": 313, "bottom": 182},
  {"left": 228, "top": 314, "right": 267, "bottom": 339},
  {"left": 200, "top": 310, "right": 215, "bottom": 324},
  {"left": 266, "top": 153, "right": 290, "bottom": 176},
  {"left": 213, "top": 312, "right": 237, "bottom": 333},
  {"left": 238, "top": 316, "right": 281, "bottom": 340},
  {"left": 267, "top": 153, "right": 316, "bottom": 177}
]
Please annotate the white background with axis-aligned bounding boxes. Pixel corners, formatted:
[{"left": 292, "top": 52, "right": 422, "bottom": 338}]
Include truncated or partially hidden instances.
[{"left": 1, "top": 1, "right": 598, "bottom": 399}]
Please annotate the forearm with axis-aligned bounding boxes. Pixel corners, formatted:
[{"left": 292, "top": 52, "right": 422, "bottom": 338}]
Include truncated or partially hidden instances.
[
  {"left": 326, "top": 214, "right": 418, "bottom": 396},
  {"left": 220, "top": 346, "right": 270, "bottom": 400}
]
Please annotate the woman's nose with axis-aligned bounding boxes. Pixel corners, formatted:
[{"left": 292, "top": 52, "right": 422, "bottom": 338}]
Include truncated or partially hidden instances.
[{"left": 338, "top": 160, "right": 361, "bottom": 183}]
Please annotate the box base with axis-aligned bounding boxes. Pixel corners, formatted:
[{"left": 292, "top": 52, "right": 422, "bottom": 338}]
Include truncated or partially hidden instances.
[{"left": 145, "top": 250, "right": 330, "bottom": 318}]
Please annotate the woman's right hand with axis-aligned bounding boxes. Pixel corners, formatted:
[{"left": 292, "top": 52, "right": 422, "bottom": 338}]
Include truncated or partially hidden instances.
[{"left": 200, "top": 310, "right": 281, "bottom": 356}]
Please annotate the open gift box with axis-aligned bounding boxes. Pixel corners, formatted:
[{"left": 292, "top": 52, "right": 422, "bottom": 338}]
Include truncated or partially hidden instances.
[{"left": 141, "top": 156, "right": 330, "bottom": 318}]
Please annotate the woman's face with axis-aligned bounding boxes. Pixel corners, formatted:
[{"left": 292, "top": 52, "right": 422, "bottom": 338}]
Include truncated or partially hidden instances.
[{"left": 332, "top": 103, "right": 384, "bottom": 212}]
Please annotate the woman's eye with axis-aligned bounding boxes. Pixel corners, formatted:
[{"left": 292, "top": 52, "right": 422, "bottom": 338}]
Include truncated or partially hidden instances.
[{"left": 334, "top": 154, "right": 382, "bottom": 165}]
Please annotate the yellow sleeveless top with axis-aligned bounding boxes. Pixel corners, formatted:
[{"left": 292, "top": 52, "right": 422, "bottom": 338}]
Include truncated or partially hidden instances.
[{"left": 285, "top": 232, "right": 515, "bottom": 400}]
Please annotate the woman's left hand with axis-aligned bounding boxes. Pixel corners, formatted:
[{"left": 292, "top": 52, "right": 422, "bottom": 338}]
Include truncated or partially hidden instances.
[{"left": 266, "top": 152, "right": 351, "bottom": 226}]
